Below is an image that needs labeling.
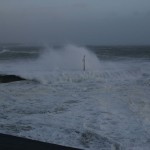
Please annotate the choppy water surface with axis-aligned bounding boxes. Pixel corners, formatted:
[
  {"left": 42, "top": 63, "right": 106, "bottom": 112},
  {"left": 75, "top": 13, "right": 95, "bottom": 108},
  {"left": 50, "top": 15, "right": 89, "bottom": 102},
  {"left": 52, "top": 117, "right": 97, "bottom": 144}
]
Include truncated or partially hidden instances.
[{"left": 0, "top": 44, "right": 150, "bottom": 150}]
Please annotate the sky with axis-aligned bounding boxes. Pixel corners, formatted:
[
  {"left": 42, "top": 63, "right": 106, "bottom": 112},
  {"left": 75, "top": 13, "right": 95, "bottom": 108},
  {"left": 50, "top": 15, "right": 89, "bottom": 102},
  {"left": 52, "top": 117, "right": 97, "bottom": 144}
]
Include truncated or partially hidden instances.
[{"left": 0, "top": 0, "right": 150, "bottom": 45}]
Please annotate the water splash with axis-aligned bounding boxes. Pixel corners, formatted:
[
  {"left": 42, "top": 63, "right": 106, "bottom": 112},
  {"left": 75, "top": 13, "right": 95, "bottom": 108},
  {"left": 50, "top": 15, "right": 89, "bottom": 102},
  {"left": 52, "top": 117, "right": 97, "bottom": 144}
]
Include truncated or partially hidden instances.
[{"left": 36, "top": 44, "right": 101, "bottom": 71}]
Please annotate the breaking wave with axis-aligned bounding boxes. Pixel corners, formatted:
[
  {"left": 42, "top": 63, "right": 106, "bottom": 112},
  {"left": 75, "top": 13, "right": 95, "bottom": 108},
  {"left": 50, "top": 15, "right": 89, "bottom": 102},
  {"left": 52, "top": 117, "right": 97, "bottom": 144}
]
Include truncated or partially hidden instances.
[
  {"left": 0, "top": 45, "right": 101, "bottom": 83},
  {"left": 0, "top": 44, "right": 150, "bottom": 84}
]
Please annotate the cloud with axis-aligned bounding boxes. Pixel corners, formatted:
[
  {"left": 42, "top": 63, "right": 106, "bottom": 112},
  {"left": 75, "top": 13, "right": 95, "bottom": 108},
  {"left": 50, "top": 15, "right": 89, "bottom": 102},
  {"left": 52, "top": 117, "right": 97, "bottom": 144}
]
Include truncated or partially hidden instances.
[
  {"left": 0, "top": 0, "right": 150, "bottom": 45},
  {"left": 71, "top": 2, "right": 89, "bottom": 9}
]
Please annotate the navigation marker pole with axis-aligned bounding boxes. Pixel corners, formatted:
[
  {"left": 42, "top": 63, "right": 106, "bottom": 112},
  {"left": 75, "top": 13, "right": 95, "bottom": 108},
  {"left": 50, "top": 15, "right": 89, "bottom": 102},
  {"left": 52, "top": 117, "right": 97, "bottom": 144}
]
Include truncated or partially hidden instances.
[{"left": 83, "top": 55, "right": 86, "bottom": 71}]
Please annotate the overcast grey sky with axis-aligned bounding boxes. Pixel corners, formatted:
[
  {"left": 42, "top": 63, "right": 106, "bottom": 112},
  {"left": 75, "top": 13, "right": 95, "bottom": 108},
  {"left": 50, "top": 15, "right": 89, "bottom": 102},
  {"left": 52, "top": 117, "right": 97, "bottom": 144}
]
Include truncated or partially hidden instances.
[{"left": 0, "top": 0, "right": 150, "bottom": 45}]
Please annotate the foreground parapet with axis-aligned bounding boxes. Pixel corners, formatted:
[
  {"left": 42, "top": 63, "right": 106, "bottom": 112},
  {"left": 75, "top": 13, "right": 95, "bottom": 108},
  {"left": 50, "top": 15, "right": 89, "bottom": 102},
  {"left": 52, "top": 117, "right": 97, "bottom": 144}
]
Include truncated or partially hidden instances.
[{"left": 0, "top": 133, "right": 82, "bottom": 150}]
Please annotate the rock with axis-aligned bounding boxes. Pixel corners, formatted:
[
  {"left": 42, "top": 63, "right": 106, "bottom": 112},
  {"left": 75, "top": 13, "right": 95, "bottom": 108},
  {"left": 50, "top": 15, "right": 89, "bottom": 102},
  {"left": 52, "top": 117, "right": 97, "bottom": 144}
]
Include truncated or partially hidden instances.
[{"left": 0, "top": 75, "right": 26, "bottom": 83}]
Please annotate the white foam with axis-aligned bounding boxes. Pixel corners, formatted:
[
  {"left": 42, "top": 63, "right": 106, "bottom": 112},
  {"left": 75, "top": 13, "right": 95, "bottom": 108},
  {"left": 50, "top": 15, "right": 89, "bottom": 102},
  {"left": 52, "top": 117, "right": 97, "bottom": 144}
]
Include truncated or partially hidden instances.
[{"left": 0, "top": 48, "right": 150, "bottom": 149}]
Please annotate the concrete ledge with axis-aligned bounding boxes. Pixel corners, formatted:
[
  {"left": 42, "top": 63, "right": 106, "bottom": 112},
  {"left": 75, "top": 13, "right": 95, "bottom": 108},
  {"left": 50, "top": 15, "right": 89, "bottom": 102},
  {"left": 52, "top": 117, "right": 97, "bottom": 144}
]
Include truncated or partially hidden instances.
[{"left": 0, "top": 133, "right": 82, "bottom": 150}]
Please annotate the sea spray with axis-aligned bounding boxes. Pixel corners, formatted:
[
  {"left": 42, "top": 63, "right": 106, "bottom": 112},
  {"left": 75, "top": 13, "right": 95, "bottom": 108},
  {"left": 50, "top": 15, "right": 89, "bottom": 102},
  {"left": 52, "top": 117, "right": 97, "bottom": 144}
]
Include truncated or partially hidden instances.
[{"left": 37, "top": 44, "right": 101, "bottom": 71}]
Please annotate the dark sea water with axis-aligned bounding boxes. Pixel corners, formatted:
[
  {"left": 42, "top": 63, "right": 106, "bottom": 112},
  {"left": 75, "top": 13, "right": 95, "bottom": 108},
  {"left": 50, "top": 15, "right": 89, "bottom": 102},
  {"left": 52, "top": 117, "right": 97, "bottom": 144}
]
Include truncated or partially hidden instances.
[
  {"left": 0, "top": 44, "right": 150, "bottom": 150},
  {"left": 1, "top": 44, "right": 150, "bottom": 61}
]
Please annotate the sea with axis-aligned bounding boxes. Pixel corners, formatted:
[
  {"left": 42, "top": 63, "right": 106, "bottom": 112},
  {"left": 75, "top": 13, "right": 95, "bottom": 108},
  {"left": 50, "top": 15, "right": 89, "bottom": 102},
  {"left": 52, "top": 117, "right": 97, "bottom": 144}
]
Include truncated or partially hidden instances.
[{"left": 0, "top": 44, "right": 150, "bottom": 150}]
